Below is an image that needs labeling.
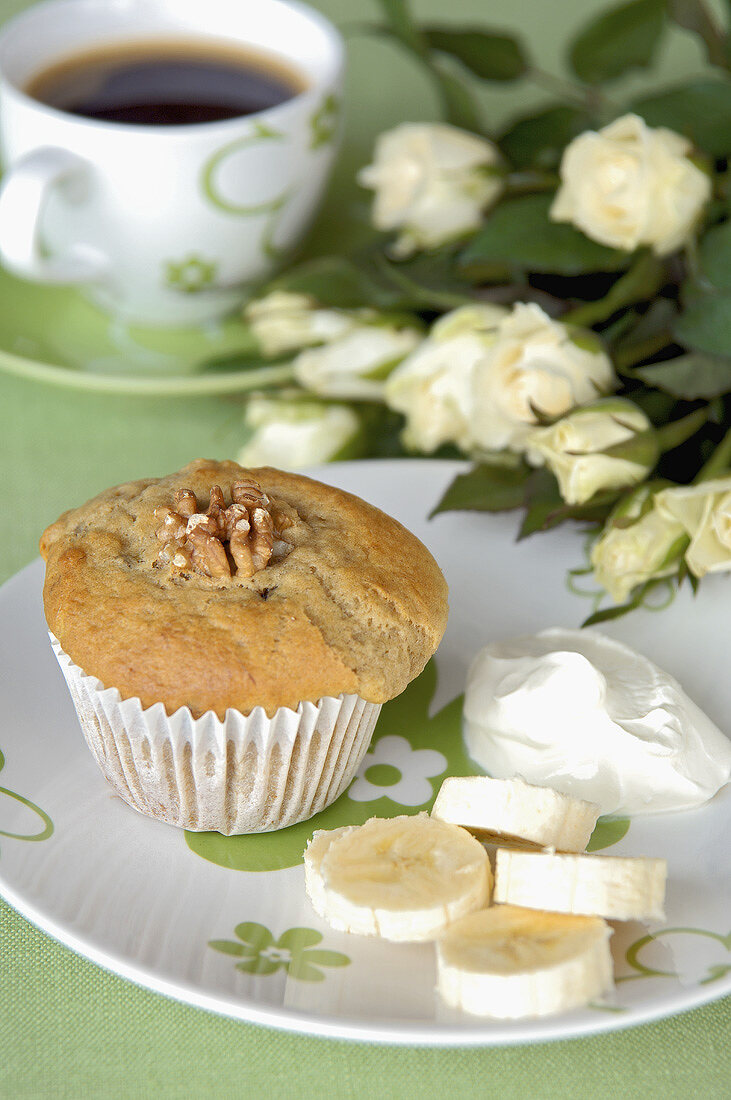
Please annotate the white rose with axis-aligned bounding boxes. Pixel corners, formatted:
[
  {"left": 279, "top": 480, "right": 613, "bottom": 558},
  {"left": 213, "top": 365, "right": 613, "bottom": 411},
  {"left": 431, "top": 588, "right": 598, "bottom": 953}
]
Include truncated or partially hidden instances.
[
  {"left": 384, "top": 304, "right": 508, "bottom": 452},
  {"left": 357, "top": 123, "right": 503, "bottom": 256},
  {"left": 526, "top": 399, "right": 652, "bottom": 505},
  {"left": 238, "top": 395, "right": 361, "bottom": 470},
  {"left": 293, "top": 322, "right": 421, "bottom": 401},
  {"left": 591, "top": 488, "right": 687, "bottom": 604},
  {"left": 551, "top": 113, "right": 711, "bottom": 256},
  {"left": 470, "top": 303, "right": 616, "bottom": 453},
  {"left": 655, "top": 478, "right": 731, "bottom": 577},
  {"left": 245, "top": 290, "right": 352, "bottom": 357}
]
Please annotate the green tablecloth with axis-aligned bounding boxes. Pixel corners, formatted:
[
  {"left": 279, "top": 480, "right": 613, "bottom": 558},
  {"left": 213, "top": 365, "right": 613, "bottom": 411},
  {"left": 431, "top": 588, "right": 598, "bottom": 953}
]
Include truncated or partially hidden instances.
[{"left": 1, "top": 1, "right": 729, "bottom": 1095}]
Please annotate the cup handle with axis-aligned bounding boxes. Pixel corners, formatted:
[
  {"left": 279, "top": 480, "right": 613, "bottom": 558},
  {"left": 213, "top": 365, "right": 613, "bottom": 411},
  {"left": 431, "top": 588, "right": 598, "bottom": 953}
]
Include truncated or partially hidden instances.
[{"left": 0, "top": 147, "right": 108, "bottom": 284}]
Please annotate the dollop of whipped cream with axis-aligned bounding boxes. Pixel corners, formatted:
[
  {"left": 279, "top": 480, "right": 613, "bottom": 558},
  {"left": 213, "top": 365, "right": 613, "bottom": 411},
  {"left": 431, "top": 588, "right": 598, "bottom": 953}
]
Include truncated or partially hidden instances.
[{"left": 464, "top": 628, "right": 731, "bottom": 816}]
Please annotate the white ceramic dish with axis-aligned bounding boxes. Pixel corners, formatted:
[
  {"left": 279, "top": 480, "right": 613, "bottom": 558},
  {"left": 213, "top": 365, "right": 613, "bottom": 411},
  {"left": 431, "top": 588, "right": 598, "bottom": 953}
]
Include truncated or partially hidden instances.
[{"left": 0, "top": 459, "right": 729, "bottom": 1044}]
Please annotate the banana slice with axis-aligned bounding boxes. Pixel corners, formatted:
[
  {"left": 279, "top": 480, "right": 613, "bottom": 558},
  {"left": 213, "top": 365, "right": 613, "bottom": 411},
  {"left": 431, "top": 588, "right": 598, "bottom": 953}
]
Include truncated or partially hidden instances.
[
  {"left": 304, "top": 814, "right": 491, "bottom": 941},
  {"left": 431, "top": 776, "right": 600, "bottom": 852},
  {"left": 437, "top": 904, "right": 614, "bottom": 1019},
  {"left": 495, "top": 848, "right": 666, "bottom": 921}
]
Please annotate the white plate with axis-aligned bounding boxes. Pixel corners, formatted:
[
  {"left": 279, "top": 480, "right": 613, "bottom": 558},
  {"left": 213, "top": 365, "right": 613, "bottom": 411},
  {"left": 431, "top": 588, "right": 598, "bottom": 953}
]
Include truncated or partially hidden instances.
[{"left": 0, "top": 459, "right": 729, "bottom": 1045}]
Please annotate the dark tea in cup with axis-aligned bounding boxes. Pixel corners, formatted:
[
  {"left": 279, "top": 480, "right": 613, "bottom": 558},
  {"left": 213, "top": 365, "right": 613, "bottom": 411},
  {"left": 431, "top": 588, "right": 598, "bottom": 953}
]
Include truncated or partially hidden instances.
[{"left": 25, "top": 38, "right": 307, "bottom": 125}]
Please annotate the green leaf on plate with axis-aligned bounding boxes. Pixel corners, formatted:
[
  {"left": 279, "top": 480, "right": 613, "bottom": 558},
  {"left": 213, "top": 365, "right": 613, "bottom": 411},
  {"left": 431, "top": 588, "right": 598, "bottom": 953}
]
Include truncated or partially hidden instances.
[
  {"left": 581, "top": 585, "right": 648, "bottom": 626},
  {"left": 569, "top": 0, "right": 668, "bottom": 84},
  {"left": 424, "top": 26, "right": 529, "bottom": 81},
  {"left": 499, "top": 105, "right": 591, "bottom": 170},
  {"left": 459, "top": 194, "right": 627, "bottom": 275},
  {"left": 430, "top": 460, "right": 531, "bottom": 517},
  {"left": 519, "top": 468, "right": 565, "bottom": 538},
  {"left": 632, "top": 80, "right": 731, "bottom": 156},
  {"left": 634, "top": 353, "right": 731, "bottom": 399},
  {"left": 587, "top": 816, "right": 631, "bottom": 851},
  {"left": 519, "top": 468, "right": 618, "bottom": 539}
]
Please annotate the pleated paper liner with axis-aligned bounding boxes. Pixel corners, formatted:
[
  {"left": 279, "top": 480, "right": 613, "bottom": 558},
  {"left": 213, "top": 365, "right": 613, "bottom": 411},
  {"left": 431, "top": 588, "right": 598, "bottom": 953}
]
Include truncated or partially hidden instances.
[{"left": 50, "top": 634, "right": 381, "bottom": 834}]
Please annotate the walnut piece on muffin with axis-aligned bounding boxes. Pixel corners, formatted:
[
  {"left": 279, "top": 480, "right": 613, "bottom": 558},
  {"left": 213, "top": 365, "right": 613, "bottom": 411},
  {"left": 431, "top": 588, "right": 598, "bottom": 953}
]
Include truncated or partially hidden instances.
[{"left": 40, "top": 459, "right": 449, "bottom": 720}]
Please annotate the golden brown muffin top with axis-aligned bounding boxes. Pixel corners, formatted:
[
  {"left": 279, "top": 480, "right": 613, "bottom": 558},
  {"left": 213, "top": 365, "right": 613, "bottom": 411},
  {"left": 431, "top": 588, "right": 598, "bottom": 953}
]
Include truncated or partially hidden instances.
[{"left": 40, "top": 459, "right": 448, "bottom": 718}]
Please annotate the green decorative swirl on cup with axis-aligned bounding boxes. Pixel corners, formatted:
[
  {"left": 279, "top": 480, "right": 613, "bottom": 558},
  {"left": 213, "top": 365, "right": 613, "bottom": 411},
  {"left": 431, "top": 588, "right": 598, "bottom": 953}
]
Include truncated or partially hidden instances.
[
  {"left": 309, "top": 93, "right": 340, "bottom": 150},
  {"left": 201, "top": 121, "right": 289, "bottom": 217}
]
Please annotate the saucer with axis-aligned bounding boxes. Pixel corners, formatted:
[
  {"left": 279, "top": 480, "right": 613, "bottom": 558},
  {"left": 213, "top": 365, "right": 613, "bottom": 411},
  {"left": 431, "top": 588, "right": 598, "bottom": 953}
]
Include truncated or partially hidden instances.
[{"left": 0, "top": 263, "right": 272, "bottom": 395}]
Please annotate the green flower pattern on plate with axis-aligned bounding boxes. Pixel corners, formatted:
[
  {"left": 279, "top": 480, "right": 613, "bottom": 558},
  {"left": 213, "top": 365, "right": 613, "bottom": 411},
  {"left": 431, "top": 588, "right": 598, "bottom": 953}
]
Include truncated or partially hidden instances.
[
  {"left": 0, "top": 747, "right": 54, "bottom": 854},
  {"left": 209, "top": 922, "right": 350, "bottom": 982},
  {"left": 185, "top": 660, "right": 629, "bottom": 872},
  {"left": 309, "top": 93, "right": 340, "bottom": 150},
  {"left": 164, "top": 255, "right": 218, "bottom": 294}
]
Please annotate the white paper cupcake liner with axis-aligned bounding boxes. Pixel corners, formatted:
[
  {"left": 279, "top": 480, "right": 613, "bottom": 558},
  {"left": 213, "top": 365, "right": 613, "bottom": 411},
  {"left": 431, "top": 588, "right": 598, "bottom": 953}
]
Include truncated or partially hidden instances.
[{"left": 50, "top": 634, "right": 381, "bottom": 835}]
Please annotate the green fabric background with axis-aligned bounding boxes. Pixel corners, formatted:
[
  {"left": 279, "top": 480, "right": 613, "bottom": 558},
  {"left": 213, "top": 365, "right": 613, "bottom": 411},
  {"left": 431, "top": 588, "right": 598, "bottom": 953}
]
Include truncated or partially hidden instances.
[{"left": 0, "top": 0, "right": 729, "bottom": 1095}]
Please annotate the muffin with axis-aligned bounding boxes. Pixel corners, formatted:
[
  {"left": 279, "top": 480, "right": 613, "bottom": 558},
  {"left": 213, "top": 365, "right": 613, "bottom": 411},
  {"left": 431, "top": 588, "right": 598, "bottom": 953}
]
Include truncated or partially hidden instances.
[{"left": 40, "top": 459, "right": 448, "bottom": 834}]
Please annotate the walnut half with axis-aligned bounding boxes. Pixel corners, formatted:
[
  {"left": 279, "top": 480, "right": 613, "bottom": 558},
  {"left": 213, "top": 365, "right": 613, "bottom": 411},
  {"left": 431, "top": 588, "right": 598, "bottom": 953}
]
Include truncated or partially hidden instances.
[{"left": 154, "top": 478, "right": 291, "bottom": 579}]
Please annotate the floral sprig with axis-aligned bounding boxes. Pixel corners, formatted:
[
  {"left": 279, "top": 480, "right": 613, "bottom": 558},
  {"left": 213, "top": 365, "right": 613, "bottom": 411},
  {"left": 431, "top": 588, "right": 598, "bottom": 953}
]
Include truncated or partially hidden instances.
[{"left": 225, "top": 0, "right": 731, "bottom": 623}]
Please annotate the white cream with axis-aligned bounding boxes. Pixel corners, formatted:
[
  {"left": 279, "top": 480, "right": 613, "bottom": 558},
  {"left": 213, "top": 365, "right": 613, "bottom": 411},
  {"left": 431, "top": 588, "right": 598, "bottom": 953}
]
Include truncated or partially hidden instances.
[{"left": 464, "top": 628, "right": 731, "bottom": 816}]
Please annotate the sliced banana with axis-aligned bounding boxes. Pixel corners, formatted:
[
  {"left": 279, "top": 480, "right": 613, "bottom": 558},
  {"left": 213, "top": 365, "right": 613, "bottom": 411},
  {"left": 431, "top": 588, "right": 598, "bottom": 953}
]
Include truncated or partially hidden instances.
[
  {"left": 495, "top": 848, "right": 666, "bottom": 921},
  {"left": 304, "top": 814, "right": 491, "bottom": 941},
  {"left": 437, "top": 904, "right": 614, "bottom": 1019},
  {"left": 431, "top": 776, "right": 600, "bottom": 852}
]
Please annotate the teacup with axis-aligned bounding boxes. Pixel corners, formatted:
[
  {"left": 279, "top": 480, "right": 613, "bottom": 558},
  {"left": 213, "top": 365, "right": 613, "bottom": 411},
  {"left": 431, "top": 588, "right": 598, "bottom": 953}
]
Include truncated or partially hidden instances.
[{"left": 0, "top": 0, "right": 343, "bottom": 326}]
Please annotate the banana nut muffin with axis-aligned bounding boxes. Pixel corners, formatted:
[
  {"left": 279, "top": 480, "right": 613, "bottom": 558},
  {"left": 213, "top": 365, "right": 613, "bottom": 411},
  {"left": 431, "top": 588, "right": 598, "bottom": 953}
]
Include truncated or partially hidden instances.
[
  {"left": 40, "top": 459, "right": 448, "bottom": 833},
  {"left": 40, "top": 459, "right": 449, "bottom": 719}
]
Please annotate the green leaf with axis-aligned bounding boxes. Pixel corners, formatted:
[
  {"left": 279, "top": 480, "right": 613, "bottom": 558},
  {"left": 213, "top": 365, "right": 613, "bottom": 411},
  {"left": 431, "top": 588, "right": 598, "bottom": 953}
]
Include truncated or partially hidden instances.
[
  {"left": 667, "top": 0, "right": 727, "bottom": 67},
  {"left": 635, "top": 353, "right": 731, "bottom": 398},
  {"left": 270, "top": 257, "right": 388, "bottom": 309},
  {"left": 569, "top": 0, "right": 668, "bottom": 83},
  {"left": 587, "top": 816, "right": 631, "bottom": 851},
  {"left": 564, "top": 251, "right": 665, "bottom": 327},
  {"left": 430, "top": 461, "right": 530, "bottom": 517},
  {"left": 372, "top": 251, "right": 477, "bottom": 310},
  {"left": 424, "top": 26, "right": 528, "bottom": 81},
  {"left": 519, "top": 468, "right": 619, "bottom": 539},
  {"left": 519, "top": 468, "right": 565, "bottom": 538},
  {"left": 632, "top": 80, "right": 731, "bottom": 156},
  {"left": 207, "top": 939, "right": 249, "bottom": 957},
  {"left": 460, "top": 194, "right": 626, "bottom": 276},
  {"left": 499, "top": 105, "right": 591, "bottom": 170},
  {"left": 582, "top": 585, "right": 647, "bottom": 625},
  {"left": 432, "top": 62, "right": 483, "bottom": 131},
  {"left": 374, "top": 0, "right": 427, "bottom": 56},
  {"left": 698, "top": 220, "right": 731, "bottom": 292},
  {"left": 673, "top": 287, "right": 731, "bottom": 358}
]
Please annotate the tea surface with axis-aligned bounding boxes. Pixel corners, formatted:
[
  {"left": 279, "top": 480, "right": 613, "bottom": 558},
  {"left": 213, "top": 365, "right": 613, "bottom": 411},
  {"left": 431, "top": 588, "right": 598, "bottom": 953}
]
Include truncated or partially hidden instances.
[{"left": 25, "top": 38, "right": 305, "bottom": 125}]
